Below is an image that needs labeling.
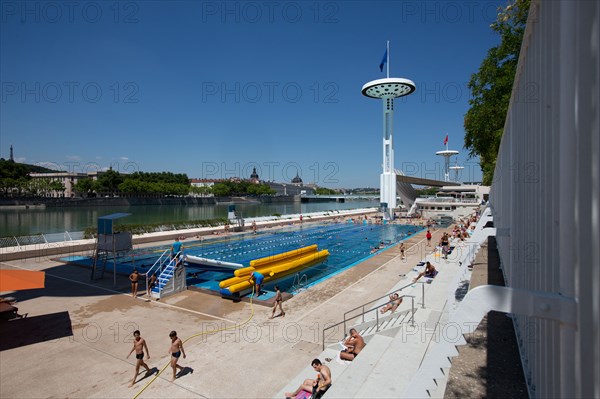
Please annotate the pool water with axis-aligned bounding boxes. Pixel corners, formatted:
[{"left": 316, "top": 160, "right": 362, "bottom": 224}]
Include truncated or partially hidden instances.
[
  {"left": 62, "top": 222, "right": 423, "bottom": 295},
  {"left": 183, "top": 222, "right": 422, "bottom": 294}
]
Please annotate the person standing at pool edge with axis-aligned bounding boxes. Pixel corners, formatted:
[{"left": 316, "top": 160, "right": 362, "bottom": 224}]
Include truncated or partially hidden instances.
[
  {"left": 129, "top": 269, "right": 140, "bottom": 298},
  {"left": 249, "top": 271, "right": 264, "bottom": 297},
  {"left": 270, "top": 286, "right": 285, "bottom": 318},
  {"left": 171, "top": 238, "right": 183, "bottom": 260}
]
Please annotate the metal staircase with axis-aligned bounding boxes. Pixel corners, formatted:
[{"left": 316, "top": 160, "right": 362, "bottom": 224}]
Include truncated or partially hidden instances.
[
  {"left": 146, "top": 249, "right": 187, "bottom": 300},
  {"left": 322, "top": 281, "right": 425, "bottom": 349}
]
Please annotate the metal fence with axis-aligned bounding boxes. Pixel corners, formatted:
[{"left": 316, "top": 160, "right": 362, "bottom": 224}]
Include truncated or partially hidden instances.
[
  {"left": 0, "top": 231, "right": 85, "bottom": 248},
  {"left": 489, "top": 1, "right": 599, "bottom": 397}
]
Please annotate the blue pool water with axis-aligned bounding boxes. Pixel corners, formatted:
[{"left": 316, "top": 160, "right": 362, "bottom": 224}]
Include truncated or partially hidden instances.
[{"left": 62, "top": 222, "right": 423, "bottom": 295}]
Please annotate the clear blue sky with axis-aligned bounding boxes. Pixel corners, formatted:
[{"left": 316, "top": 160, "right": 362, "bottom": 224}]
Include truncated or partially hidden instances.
[{"left": 1, "top": 0, "right": 503, "bottom": 188}]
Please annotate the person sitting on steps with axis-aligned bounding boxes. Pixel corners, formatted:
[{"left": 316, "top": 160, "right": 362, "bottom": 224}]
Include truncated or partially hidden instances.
[
  {"left": 413, "top": 261, "right": 437, "bottom": 283},
  {"left": 380, "top": 293, "right": 402, "bottom": 314}
]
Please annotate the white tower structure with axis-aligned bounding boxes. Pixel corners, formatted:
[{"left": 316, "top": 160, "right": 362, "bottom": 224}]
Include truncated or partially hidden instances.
[
  {"left": 449, "top": 163, "right": 464, "bottom": 182},
  {"left": 436, "top": 137, "right": 459, "bottom": 182},
  {"left": 362, "top": 41, "right": 416, "bottom": 219}
]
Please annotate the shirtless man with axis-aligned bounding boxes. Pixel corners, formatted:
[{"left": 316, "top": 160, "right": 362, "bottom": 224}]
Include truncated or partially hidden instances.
[
  {"left": 168, "top": 330, "right": 186, "bottom": 382},
  {"left": 126, "top": 330, "right": 151, "bottom": 387},
  {"left": 340, "top": 328, "right": 366, "bottom": 361},
  {"left": 270, "top": 286, "right": 285, "bottom": 319},
  {"left": 380, "top": 293, "right": 402, "bottom": 314},
  {"left": 147, "top": 273, "right": 157, "bottom": 297},
  {"left": 129, "top": 270, "right": 140, "bottom": 298},
  {"left": 413, "top": 261, "right": 437, "bottom": 282},
  {"left": 284, "top": 359, "right": 331, "bottom": 399},
  {"left": 399, "top": 242, "right": 405, "bottom": 259}
]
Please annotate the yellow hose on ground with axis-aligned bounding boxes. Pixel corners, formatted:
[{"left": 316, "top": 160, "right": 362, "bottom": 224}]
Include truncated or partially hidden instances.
[{"left": 132, "top": 287, "right": 255, "bottom": 399}]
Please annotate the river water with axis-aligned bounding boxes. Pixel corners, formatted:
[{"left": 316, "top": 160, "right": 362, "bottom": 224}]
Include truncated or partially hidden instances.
[{"left": 0, "top": 200, "right": 379, "bottom": 237}]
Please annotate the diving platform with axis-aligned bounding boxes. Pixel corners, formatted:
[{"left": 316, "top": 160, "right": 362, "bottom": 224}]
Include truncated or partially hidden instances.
[{"left": 396, "top": 175, "right": 461, "bottom": 187}]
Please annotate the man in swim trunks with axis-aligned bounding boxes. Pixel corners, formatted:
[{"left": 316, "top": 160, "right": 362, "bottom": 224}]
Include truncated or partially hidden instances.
[
  {"left": 270, "top": 285, "right": 285, "bottom": 319},
  {"left": 413, "top": 261, "right": 437, "bottom": 282},
  {"left": 340, "top": 328, "right": 365, "bottom": 361},
  {"left": 129, "top": 269, "right": 140, "bottom": 298},
  {"left": 126, "top": 330, "right": 151, "bottom": 387},
  {"left": 168, "top": 330, "right": 186, "bottom": 382},
  {"left": 380, "top": 293, "right": 402, "bottom": 314},
  {"left": 147, "top": 272, "right": 157, "bottom": 297},
  {"left": 284, "top": 359, "right": 331, "bottom": 399},
  {"left": 249, "top": 271, "right": 264, "bottom": 297}
]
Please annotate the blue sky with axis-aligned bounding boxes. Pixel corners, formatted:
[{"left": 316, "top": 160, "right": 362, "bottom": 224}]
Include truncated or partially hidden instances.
[{"left": 1, "top": 0, "right": 504, "bottom": 188}]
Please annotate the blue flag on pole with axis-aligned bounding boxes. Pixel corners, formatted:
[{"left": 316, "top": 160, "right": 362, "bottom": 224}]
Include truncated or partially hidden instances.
[{"left": 379, "top": 48, "right": 387, "bottom": 72}]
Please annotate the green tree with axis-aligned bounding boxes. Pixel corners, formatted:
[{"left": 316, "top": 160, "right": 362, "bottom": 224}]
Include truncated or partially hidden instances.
[
  {"left": 74, "top": 178, "right": 97, "bottom": 197},
  {"left": 212, "top": 182, "right": 232, "bottom": 197},
  {"left": 49, "top": 180, "right": 65, "bottom": 196},
  {"left": 96, "top": 168, "right": 123, "bottom": 194},
  {"left": 464, "top": 0, "right": 530, "bottom": 185},
  {"left": 314, "top": 187, "right": 338, "bottom": 195}
]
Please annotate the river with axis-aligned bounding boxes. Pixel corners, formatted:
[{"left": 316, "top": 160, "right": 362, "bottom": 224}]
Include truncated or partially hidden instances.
[{"left": 0, "top": 200, "right": 379, "bottom": 237}]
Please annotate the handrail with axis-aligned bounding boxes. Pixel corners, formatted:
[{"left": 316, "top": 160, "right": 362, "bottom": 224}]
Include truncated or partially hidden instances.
[
  {"left": 322, "top": 294, "right": 416, "bottom": 350},
  {"left": 145, "top": 248, "right": 171, "bottom": 295},
  {"left": 344, "top": 281, "right": 426, "bottom": 324}
]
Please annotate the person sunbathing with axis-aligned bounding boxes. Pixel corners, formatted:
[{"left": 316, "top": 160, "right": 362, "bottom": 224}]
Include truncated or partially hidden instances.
[
  {"left": 380, "top": 293, "right": 402, "bottom": 314},
  {"left": 413, "top": 262, "right": 437, "bottom": 282}
]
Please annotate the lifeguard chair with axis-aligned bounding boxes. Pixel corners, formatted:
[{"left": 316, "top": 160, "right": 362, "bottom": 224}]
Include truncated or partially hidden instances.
[{"left": 91, "top": 213, "right": 132, "bottom": 286}]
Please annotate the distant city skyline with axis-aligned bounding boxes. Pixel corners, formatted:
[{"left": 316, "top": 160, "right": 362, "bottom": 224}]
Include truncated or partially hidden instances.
[{"left": 1, "top": 1, "right": 503, "bottom": 187}]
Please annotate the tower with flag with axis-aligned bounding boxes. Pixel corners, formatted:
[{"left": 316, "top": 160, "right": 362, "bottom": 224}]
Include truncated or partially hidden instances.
[
  {"left": 362, "top": 41, "right": 416, "bottom": 220},
  {"left": 436, "top": 134, "right": 459, "bottom": 182}
]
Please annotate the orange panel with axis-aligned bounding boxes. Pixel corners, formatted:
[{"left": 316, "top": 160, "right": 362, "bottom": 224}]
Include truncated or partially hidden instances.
[{"left": 0, "top": 270, "right": 45, "bottom": 291}]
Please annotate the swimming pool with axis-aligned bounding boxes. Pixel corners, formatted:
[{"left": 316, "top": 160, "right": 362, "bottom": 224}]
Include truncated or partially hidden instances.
[
  {"left": 183, "top": 222, "right": 422, "bottom": 294},
  {"left": 61, "top": 222, "right": 423, "bottom": 295}
]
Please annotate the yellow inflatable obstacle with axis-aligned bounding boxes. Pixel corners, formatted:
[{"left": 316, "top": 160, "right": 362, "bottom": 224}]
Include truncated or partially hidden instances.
[{"left": 219, "top": 245, "right": 329, "bottom": 296}]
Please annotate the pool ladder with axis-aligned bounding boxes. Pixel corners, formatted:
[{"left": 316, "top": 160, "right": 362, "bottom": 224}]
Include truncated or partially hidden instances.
[{"left": 291, "top": 273, "right": 308, "bottom": 292}]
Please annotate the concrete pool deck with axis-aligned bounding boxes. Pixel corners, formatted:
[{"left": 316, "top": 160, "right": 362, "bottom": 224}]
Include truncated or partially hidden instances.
[{"left": 0, "top": 219, "right": 445, "bottom": 398}]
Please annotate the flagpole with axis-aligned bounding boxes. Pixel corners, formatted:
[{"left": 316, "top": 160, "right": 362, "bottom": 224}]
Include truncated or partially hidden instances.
[{"left": 386, "top": 40, "right": 390, "bottom": 78}]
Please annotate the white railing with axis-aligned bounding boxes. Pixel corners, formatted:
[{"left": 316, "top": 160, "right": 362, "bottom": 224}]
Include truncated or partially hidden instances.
[{"left": 489, "top": 1, "right": 599, "bottom": 398}]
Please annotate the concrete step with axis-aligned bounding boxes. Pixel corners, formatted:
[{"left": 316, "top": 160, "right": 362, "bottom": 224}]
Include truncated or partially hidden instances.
[
  {"left": 274, "top": 348, "right": 350, "bottom": 399},
  {"left": 326, "top": 335, "right": 395, "bottom": 399}
]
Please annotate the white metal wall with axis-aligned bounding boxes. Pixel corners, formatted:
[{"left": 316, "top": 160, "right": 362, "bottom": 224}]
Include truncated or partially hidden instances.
[{"left": 489, "top": 1, "right": 599, "bottom": 397}]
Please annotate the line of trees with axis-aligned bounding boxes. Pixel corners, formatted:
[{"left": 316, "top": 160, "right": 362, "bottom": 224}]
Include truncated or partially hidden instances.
[
  {"left": 211, "top": 180, "right": 276, "bottom": 197},
  {"left": 0, "top": 159, "right": 64, "bottom": 196},
  {"left": 74, "top": 169, "right": 276, "bottom": 197}
]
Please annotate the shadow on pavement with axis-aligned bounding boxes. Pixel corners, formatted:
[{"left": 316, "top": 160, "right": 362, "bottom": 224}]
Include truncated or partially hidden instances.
[{"left": 0, "top": 311, "right": 73, "bottom": 351}]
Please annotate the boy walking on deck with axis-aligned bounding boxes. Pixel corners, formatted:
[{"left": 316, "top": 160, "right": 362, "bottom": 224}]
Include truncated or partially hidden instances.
[
  {"left": 168, "top": 330, "right": 186, "bottom": 382},
  {"left": 270, "top": 286, "right": 285, "bottom": 319},
  {"left": 126, "top": 330, "right": 151, "bottom": 387}
]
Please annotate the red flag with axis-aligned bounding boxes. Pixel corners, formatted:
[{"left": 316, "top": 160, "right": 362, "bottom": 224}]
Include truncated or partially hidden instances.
[{"left": 443, "top": 134, "right": 448, "bottom": 145}]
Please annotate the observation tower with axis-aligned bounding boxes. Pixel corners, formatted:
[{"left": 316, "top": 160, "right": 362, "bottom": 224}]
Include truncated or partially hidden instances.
[
  {"left": 436, "top": 136, "right": 459, "bottom": 182},
  {"left": 362, "top": 41, "right": 416, "bottom": 219},
  {"left": 449, "top": 163, "right": 464, "bottom": 182}
]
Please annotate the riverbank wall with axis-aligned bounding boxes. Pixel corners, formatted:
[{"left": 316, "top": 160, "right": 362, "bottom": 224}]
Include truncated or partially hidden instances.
[
  {"left": 0, "top": 195, "right": 301, "bottom": 208},
  {"left": 0, "top": 208, "right": 380, "bottom": 262}
]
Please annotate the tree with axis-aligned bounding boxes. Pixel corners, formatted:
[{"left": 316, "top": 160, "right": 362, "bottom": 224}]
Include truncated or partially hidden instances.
[
  {"left": 74, "top": 178, "right": 96, "bottom": 197},
  {"left": 49, "top": 180, "right": 65, "bottom": 196},
  {"left": 96, "top": 168, "right": 123, "bottom": 194},
  {"left": 464, "top": 0, "right": 530, "bottom": 185}
]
